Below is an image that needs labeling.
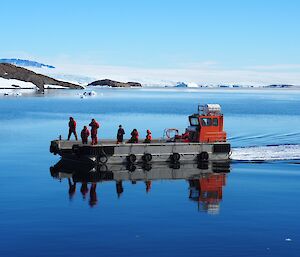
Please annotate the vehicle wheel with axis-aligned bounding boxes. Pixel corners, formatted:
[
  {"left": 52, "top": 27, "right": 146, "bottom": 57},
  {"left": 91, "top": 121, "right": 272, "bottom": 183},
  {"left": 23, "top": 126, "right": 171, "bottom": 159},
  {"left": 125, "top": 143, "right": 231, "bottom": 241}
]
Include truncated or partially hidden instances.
[
  {"left": 127, "top": 154, "right": 137, "bottom": 163},
  {"left": 198, "top": 151, "right": 209, "bottom": 162},
  {"left": 142, "top": 153, "right": 152, "bottom": 163}
]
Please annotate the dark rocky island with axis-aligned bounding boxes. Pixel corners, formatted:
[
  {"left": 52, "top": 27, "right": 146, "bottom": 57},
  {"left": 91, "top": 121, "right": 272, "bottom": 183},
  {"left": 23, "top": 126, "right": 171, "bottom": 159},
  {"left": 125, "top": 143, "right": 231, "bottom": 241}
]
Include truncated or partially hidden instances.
[
  {"left": 265, "top": 84, "right": 294, "bottom": 88},
  {"left": 0, "top": 63, "right": 83, "bottom": 91},
  {"left": 88, "top": 79, "right": 142, "bottom": 88}
]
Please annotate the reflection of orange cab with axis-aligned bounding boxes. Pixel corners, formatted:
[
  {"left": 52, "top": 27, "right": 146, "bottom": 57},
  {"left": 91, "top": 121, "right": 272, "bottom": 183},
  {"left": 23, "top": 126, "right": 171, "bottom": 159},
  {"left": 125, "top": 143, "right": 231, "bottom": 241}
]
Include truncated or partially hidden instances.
[
  {"left": 198, "top": 174, "right": 226, "bottom": 203},
  {"left": 187, "top": 104, "right": 227, "bottom": 143},
  {"left": 189, "top": 173, "right": 226, "bottom": 213}
]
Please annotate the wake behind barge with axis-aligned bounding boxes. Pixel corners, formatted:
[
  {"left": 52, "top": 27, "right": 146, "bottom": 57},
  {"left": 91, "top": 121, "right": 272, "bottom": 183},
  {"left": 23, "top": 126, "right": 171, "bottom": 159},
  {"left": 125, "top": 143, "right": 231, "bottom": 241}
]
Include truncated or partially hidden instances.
[{"left": 50, "top": 104, "right": 231, "bottom": 165}]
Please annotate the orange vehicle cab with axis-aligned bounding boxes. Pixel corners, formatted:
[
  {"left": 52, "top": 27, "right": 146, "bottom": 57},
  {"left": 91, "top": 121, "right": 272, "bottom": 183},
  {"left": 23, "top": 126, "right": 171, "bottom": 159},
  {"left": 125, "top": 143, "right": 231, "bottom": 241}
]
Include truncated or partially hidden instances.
[{"left": 186, "top": 104, "right": 227, "bottom": 143}]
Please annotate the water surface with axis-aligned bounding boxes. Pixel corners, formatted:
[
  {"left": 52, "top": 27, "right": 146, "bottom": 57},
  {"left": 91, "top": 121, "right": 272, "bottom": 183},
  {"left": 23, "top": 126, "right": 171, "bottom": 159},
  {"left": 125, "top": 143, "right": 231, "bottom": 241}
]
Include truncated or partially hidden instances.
[{"left": 0, "top": 88, "right": 299, "bottom": 257}]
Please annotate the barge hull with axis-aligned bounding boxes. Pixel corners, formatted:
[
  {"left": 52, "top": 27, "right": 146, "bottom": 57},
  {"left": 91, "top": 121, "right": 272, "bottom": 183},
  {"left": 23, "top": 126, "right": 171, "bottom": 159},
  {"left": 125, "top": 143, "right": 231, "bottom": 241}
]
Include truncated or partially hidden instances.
[{"left": 50, "top": 139, "right": 230, "bottom": 164}]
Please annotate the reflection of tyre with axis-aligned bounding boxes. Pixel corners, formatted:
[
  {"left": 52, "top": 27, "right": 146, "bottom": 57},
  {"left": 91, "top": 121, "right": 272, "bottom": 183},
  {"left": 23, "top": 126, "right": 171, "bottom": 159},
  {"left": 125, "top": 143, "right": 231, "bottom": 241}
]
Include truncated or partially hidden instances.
[
  {"left": 172, "top": 162, "right": 181, "bottom": 169},
  {"left": 127, "top": 154, "right": 137, "bottom": 163},
  {"left": 197, "top": 161, "right": 208, "bottom": 170},
  {"left": 98, "top": 155, "right": 108, "bottom": 164},
  {"left": 97, "top": 164, "right": 108, "bottom": 172},
  {"left": 170, "top": 152, "right": 180, "bottom": 163},
  {"left": 142, "top": 153, "right": 152, "bottom": 163},
  {"left": 127, "top": 164, "right": 136, "bottom": 172},
  {"left": 143, "top": 163, "right": 152, "bottom": 171},
  {"left": 198, "top": 151, "right": 209, "bottom": 162}
]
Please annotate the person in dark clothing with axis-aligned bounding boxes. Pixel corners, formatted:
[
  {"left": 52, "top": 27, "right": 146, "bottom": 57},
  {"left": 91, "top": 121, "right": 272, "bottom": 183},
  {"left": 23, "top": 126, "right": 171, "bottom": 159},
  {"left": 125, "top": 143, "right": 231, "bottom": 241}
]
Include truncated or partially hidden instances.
[
  {"left": 128, "top": 128, "right": 139, "bottom": 143},
  {"left": 68, "top": 117, "right": 78, "bottom": 140},
  {"left": 116, "top": 125, "right": 125, "bottom": 144},
  {"left": 89, "top": 118, "right": 100, "bottom": 145},
  {"left": 80, "top": 126, "right": 90, "bottom": 144},
  {"left": 144, "top": 129, "right": 152, "bottom": 143}
]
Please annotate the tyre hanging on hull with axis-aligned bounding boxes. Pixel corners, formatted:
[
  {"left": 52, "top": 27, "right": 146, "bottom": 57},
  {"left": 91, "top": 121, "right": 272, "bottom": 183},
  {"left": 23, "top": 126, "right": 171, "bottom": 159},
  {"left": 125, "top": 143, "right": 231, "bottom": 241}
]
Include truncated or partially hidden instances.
[
  {"left": 142, "top": 153, "right": 152, "bottom": 163},
  {"left": 98, "top": 154, "right": 108, "bottom": 164},
  {"left": 198, "top": 151, "right": 209, "bottom": 162},
  {"left": 170, "top": 152, "right": 180, "bottom": 163},
  {"left": 127, "top": 154, "right": 137, "bottom": 163}
]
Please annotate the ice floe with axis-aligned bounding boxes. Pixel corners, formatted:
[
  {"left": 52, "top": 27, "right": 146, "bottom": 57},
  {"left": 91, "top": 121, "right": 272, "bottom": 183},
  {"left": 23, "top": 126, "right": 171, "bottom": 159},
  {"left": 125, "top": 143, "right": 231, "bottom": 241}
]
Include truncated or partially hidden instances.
[{"left": 231, "top": 144, "right": 300, "bottom": 161}]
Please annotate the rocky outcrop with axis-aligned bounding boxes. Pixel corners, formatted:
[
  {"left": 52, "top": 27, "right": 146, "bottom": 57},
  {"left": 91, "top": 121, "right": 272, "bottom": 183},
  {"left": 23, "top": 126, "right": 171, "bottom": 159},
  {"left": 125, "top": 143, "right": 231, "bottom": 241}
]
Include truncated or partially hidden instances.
[
  {"left": 265, "top": 84, "right": 294, "bottom": 88},
  {"left": 0, "top": 63, "right": 83, "bottom": 90},
  {"left": 88, "top": 79, "right": 142, "bottom": 88}
]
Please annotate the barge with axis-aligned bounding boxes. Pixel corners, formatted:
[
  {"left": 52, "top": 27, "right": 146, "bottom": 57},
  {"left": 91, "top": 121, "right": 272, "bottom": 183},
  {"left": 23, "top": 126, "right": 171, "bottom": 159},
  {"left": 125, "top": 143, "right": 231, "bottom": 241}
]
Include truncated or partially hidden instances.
[{"left": 50, "top": 104, "right": 231, "bottom": 165}]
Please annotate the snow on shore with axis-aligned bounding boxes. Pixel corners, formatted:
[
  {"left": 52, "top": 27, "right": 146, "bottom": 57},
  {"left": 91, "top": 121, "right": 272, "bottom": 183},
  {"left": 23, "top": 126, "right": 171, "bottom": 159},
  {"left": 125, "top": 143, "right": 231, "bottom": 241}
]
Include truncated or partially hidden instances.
[
  {"left": 0, "top": 77, "right": 37, "bottom": 89},
  {"left": 44, "top": 84, "right": 68, "bottom": 89}
]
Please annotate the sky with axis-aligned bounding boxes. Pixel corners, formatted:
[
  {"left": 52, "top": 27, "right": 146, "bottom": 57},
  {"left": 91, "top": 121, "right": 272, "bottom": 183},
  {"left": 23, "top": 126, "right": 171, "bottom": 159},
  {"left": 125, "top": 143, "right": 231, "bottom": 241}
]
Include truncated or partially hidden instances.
[{"left": 1, "top": 0, "right": 300, "bottom": 84}]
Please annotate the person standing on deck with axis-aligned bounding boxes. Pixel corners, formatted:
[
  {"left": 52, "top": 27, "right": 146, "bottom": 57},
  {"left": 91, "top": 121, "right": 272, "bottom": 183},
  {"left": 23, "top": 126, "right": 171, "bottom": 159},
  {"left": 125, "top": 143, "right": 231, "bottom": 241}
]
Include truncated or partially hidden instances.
[
  {"left": 128, "top": 129, "right": 139, "bottom": 143},
  {"left": 80, "top": 126, "right": 90, "bottom": 144},
  {"left": 116, "top": 125, "right": 125, "bottom": 144},
  {"left": 89, "top": 118, "right": 100, "bottom": 145},
  {"left": 68, "top": 117, "right": 78, "bottom": 140},
  {"left": 144, "top": 129, "right": 152, "bottom": 143}
]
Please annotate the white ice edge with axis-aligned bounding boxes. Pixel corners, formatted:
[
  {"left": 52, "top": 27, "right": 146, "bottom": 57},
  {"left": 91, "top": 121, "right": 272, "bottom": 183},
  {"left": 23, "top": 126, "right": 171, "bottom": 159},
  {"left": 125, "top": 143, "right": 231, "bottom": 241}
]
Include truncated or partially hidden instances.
[
  {"left": 44, "top": 84, "right": 68, "bottom": 89},
  {"left": 231, "top": 145, "right": 300, "bottom": 161}
]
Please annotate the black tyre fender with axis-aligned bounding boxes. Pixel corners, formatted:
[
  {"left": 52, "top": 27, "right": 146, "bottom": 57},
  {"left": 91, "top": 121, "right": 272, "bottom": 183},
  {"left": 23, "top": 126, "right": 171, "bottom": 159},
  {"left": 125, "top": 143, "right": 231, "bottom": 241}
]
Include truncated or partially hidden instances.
[
  {"left": 98, "top": 154, "right": 108, "bottom": 164},
  {"left": 127, "top": 154, "right": 137, "bottom": 163},
  {"left": 198, "top": 151, "right": 209, "bottom": 162},
  {"left": 171, "top": 152, "right": 180, "bottom": 162},
  {"left": 142, "top": 153, "right": 152, "bottom": 163}
]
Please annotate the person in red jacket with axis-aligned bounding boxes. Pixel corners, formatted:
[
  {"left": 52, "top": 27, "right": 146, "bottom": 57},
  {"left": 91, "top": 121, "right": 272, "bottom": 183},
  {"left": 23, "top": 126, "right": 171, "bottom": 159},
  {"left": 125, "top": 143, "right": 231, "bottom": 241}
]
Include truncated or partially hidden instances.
[
  {"left": 89, "top": 118, "right": 100, "bottom": 145},
  {"left": 128, "top": 128, "right": 139, "bottom": 143},
  {"left": 144, "top": 129, "right": 152, "bottom": 143},
  {"left": 80, "top": 126, "right": 90, "bottom": 144},
  {"left": 68, "top": 117, "right": 78, "bottom": 140}
]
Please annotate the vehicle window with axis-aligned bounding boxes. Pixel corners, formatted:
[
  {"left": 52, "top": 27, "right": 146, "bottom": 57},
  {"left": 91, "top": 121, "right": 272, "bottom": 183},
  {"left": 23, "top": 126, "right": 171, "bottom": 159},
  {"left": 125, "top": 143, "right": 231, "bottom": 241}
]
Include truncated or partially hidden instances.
[
  {"left": 213, "top": 118, "right": 218, "bottom": 126},
  {"left": 201, "top": 118, "right": 212, "bottom": 126},
  {"left": 190, "top": 117, "right": 199, "bottom": 126}
]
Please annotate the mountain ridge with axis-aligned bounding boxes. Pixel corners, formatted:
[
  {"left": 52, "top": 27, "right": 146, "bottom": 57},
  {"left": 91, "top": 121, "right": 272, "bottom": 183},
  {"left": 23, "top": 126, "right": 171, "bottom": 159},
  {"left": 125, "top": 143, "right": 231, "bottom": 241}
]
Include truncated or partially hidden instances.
[
  {"left": 0, "top": 58, "right": 55, "bottom": 69},
  {"left": 0, "top": 63, "right": 83, "bottom": 90}
]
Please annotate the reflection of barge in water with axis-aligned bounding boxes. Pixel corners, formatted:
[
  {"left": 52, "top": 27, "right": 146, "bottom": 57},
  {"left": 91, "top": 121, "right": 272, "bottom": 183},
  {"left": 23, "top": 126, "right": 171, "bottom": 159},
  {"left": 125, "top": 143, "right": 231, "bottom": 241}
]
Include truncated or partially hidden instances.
[
  {"left": 50, "top": 160, "right": 230, "bottom": 212},
  {"left": 50, "top": 104, "right": 231, "bottom": 165}
]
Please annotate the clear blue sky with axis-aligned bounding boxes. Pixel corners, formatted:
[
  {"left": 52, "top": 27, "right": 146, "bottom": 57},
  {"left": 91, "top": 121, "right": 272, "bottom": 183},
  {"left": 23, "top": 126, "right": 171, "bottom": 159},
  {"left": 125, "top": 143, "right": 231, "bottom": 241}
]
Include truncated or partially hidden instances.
[{"left": 1, "top": 0, "right": 299, "bottom": 69}]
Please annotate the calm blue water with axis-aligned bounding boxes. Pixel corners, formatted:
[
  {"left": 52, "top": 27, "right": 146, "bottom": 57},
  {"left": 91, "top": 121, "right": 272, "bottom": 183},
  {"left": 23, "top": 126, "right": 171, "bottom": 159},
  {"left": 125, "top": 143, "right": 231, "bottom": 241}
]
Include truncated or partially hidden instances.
[{"left": 0, "top": 88, "right": 299, "bottom": 257}]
